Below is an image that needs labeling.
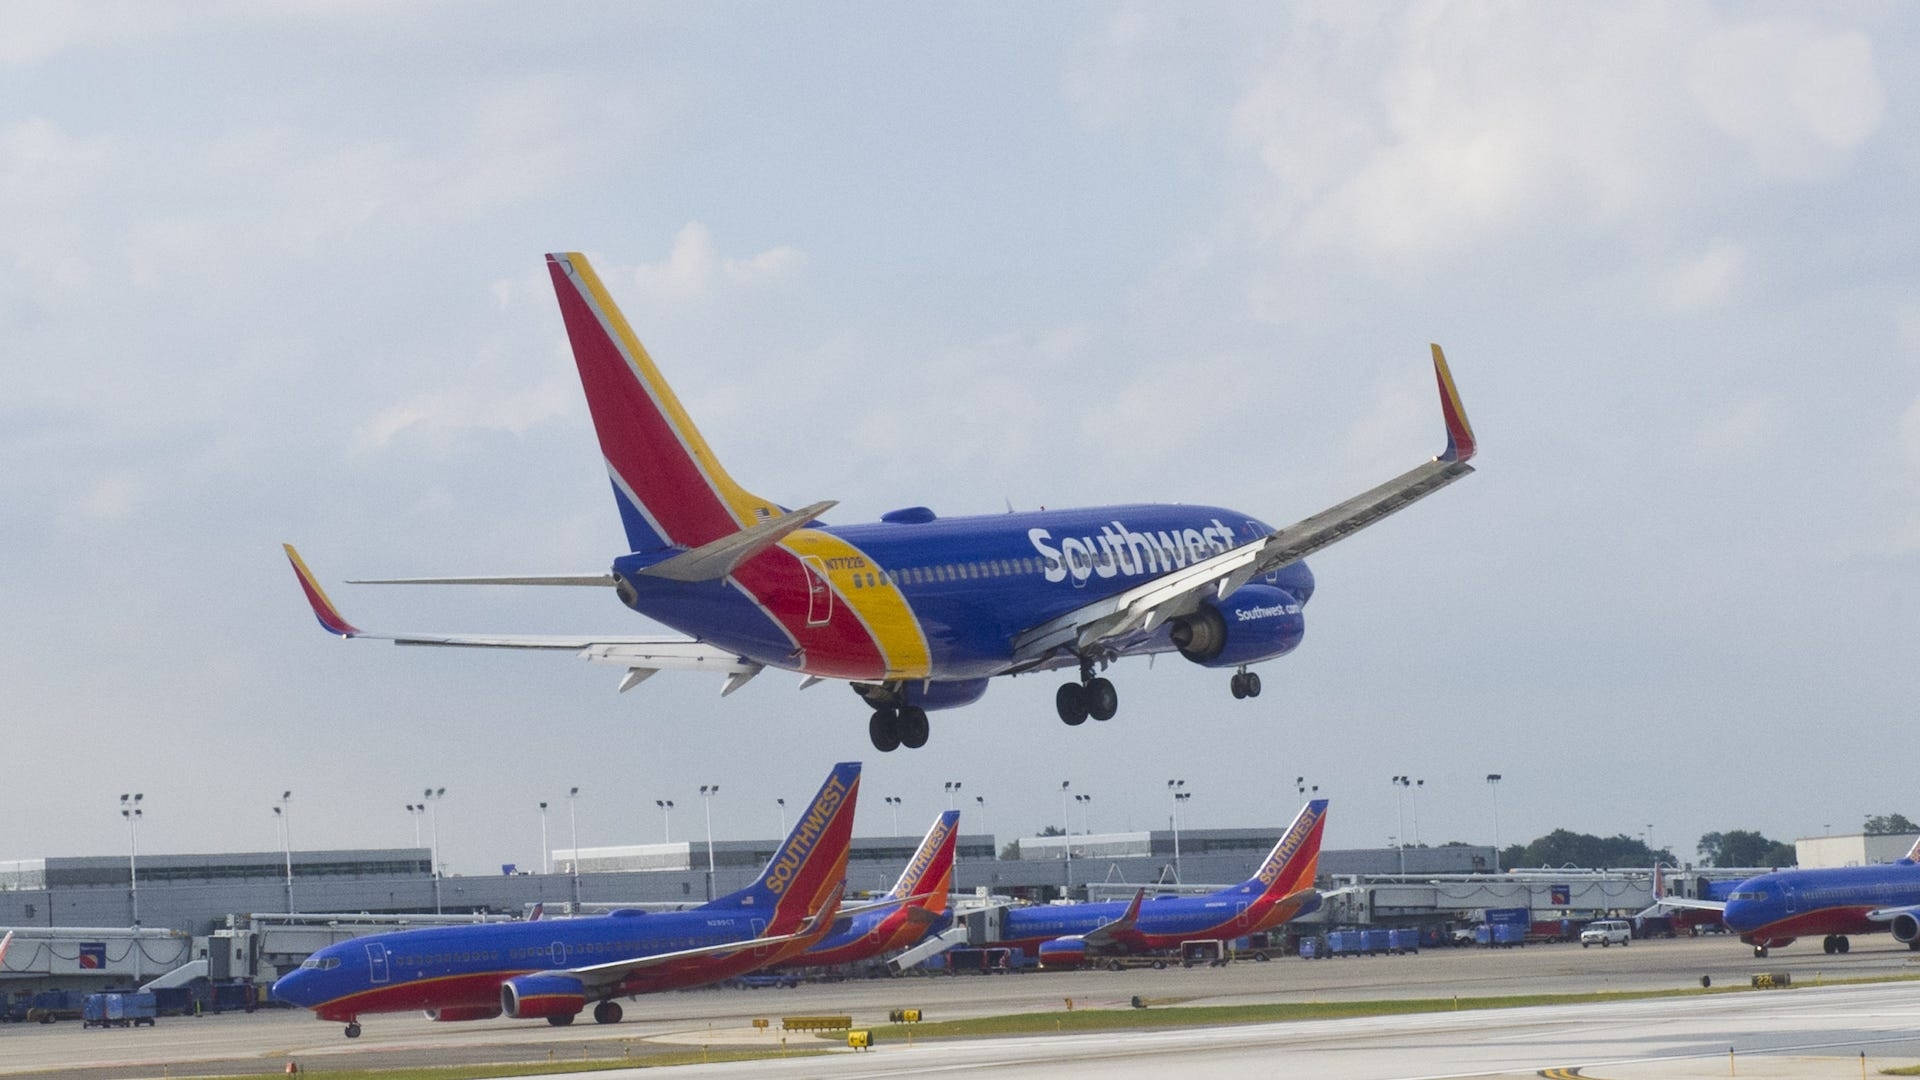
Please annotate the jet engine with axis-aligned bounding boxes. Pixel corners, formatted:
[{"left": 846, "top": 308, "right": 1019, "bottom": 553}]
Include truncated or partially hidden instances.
[
  {"left": 499, "top": 973, "right": 587, "bottom": 1020},
  {"left": 1167, "top": 584, "right": 1305, "bottom": 668},
  {"left": 425, "top": 1005, "right": 503, "bottom": 1022},
  {"left": 1035, "top": 937, "right": 1089, "bottom": 970},
  {"left": 1891, "top": 913, "right": 1920, "bottom": 943}
]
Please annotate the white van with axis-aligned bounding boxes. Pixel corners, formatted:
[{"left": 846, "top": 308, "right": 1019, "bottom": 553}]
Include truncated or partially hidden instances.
[{"left": 1580, "top": 919, "right": 1632, "bottom": 947}]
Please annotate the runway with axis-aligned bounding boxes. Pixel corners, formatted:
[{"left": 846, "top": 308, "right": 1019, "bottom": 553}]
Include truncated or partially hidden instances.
[{"left": 5, "top": 936, "right": 1919, "bottom": 1078}]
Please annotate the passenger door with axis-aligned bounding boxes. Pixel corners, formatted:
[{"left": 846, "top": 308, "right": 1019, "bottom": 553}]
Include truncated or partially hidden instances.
[
  {"left": 801, "top": 556, "right": 832, "bottom": 626},
  {"left": 364, "top": 943, "right": 389, "bottom": 984}
]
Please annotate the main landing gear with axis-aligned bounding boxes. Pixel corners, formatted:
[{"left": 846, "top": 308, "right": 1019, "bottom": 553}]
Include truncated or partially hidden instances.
[
  {"left": 1821, "top": 935, "right": 1851, "bottom": 954},
  {"left": 594, "top": 1000, "right": 624, "bottom": 1024},
  {"left": 343, "top": 1021, "right": 361, "bottom": 1039},
  {"left": 1055, "top": 660, "right": 1118, "bottom": 726},
  {"left": 868, "top": 705, "right": 930, "bottom": 753},
  {"left": 547, "top": 1012, "right": 575, "bottom": 1027},
  {"left": 1229, "top": 667, "right": 1262, "bottom": 699}
]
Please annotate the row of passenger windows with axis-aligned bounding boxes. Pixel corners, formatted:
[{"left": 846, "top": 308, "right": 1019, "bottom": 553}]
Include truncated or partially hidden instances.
[{"left": 850, "top": 557, "right": 1061, "bottom": 590}]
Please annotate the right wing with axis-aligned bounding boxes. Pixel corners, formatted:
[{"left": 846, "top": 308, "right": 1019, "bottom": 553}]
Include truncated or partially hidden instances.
[
  {"left": 284, "top": 545, "right": 767, "bottom": 695},
  {"left": 1011, "top": 345, "right": 1476, "bottom": 665}
]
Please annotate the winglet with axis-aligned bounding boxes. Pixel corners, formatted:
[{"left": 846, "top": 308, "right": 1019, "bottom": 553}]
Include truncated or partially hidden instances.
[
  {"left": 1431, "top": 344, "right": 1476, "bottom": 464},
  {"left": 283, "top": 544, "right": 362, "bottom": 637}
]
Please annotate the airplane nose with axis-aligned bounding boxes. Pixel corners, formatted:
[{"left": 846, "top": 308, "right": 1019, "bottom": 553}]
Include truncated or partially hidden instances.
[
  {"left": 272, "top": 968, "right": 315, "bottom": 1006},
  {"left": 1722, "top": 900, "right": 1752, "bottom": 932}
]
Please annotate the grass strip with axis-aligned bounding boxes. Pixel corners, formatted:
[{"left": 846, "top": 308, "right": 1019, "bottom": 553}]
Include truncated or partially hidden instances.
[{"left": 283, "top": 1048, "right": 829, "bottom": 1080}]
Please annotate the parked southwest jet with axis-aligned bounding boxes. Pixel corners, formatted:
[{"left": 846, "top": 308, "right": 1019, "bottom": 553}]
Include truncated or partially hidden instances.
[
  {"left": 776, "top": 809, "right": 959, "bottom": 969},
  {"left": 1657, "top": 838, "right": 1920, "bottom": 957},
  {"left": 999, "top": 799, "right": 1327, "bottom": 968},
  {"left": 272, "top": 762, "right": 859, "bottom": 1037},
  {"left": 285, "top": 252, "right": 1479, "bottom": 753}
]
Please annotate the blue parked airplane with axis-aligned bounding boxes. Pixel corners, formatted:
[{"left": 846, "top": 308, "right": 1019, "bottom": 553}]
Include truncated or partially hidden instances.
[
  {"left": 1656, "top": 838, "right": 1920, "bottom": 957},
  {"left": 998, "top": 799, "right": 1327, "bottom": 968},
  {"left": 272, "top": 762, "right": 859, "bottom": 1037},
  {"left": 287, "top": 252, "right": 1479, "bottom": 753}
]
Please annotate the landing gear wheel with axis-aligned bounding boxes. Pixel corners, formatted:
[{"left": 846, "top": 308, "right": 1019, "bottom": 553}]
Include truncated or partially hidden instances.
[
  {"left": 1908, "top": 940, "right": 1920, "bottom": 952},
  {"left": 1823, "top": 935, "right": 1837, "bottom": 954},
  {"left": 869, "top": 709, "right": 901, "bottom": 753},
  {"left": 1150, "top": 959, "right": 1166, "bottom": 970},
  {"left": 1107, "top": 959, "right": 1124, "bottom": 972},
  {"left": 897, "top": 706, "right": 930, "bottom": 749},
  {"left": 344, "top": 1022, "right": 361, "bottom": 1039},
  {"left": 1243, "top": 671, "right": 1261, "bottom": 697},
  {"left": 1836, "top": 936, "right": 1850, "bottom": 954},
  {"left": 1056, "top": 683, "right": 1089, "bottom": 726},
  {"left": 1752, "top": 944, "right": 1768, "bottom": 958},
  {"left": 594, "top": 1000, "right": 623, "bottom": 1025},
  {"left": 1086, "top": 678, "right": 1118, "bottom": 722},
  {"left": 1230, "top": 673, "right": 1248, "bottom": 699},
  {"left": 547, "top": 1012, "right": 575, "bottom": 1027}
]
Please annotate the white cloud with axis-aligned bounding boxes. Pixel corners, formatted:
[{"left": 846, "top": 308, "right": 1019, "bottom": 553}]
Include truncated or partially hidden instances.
[
  {"left": 1690, "top": 23, "right": 1884, "bottom": 177},
  {"left": 1663, "top": 239, "right": 1745, "bottom": 311},
  {"left": 1899, "top": 396, "right": 1920, "bottom": 474},
  {"left": 629, "top": 222, "right": 805, "bottom": 304},
  {"left": 352, "top": 371, "right": 578, "bottom": 453}
]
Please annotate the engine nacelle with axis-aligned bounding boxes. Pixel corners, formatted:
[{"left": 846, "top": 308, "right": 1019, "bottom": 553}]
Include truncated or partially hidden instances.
[
  {"left": 902, "top": 679, "right": 990, "bottom": 711},
  {"left": 1892, "top": 913, "right": 1920, "bottom": 943},
  {"left": 1035, "top": 937, "right": 1089, "bottom": 970},
  {"left": 499, "top": 973, "right": 586, "bottom": 1020},
  {"left": 1167, "top": 585, "right": 1304, "bottom": 668},
  {"left": 425, "top": 1005, "right": 503, "bottom": 1022}
]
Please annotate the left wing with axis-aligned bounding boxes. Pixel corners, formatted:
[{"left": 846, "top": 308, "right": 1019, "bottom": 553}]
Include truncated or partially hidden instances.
[
  {"left": 562, "top": 885, "right": 843, "bottom": 992},
  {"left": 285, "top": 544, "right": 768, "bottom": 695},
  {"left": 1011, "top": 345, "right": 1475, "bottom": 666},
  {"left": 1866, "top": 903, "right": 1920, "bottom": 924}
]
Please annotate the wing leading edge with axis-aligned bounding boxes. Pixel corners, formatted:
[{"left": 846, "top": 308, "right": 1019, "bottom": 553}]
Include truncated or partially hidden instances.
[{"left": 1011, "top": 345, "right": 1477, "bottom": 665}]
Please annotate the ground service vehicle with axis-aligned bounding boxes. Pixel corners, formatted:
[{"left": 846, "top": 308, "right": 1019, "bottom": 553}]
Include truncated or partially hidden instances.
[{"left": 1581, "top": 920, "right": 1631, "bottom": 947}]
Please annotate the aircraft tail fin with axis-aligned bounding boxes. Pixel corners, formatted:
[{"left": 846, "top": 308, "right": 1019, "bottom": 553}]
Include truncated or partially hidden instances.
[
  {"left": 1905, "top": 836, "right": 1920, "bottom": 863},
  {"left": 0, "top": 930, "right": 12, "bottom": 968},
  {"left": 710, "top": 762, "right": 861, "bottom": 934},
  {"left": 886, "top": 811, "right": 960, "bottom": 912},
  {"left": 545, "top": 252, "right": 786, "bottom": 554},
  {"left": 1236, "top": 799, "right": 1329, "bottom": 901}
]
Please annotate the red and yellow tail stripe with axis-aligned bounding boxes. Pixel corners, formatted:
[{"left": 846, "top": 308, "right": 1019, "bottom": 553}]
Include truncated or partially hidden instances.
[
  {"left": 1432, "top": 344, "right": 1476, "bottom": 463},
  {"left": 283, "top": 544, "right": 361, "bottom": 637}
]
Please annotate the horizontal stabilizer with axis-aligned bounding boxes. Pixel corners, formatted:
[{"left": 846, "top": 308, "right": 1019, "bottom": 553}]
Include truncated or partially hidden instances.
[
  {"left": 638, "top": 500, "right": 836, "bottom": 582},
  {"left": 347, "top": 573, "right": 613, "bottom": 587}
]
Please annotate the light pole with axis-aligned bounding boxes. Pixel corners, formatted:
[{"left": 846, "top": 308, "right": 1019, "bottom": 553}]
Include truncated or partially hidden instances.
[
  {"left": 1409, "top": 778, "right": 1424, "bottom": 847},
  {"left": 566, "top": 787, "right": 581, "bottom": 909},
  {"left": 699, "top": 784, "right": 719, "bottom": 901},
  {"left": 944, "top": 781, "right": 962, "bottom": 810},
  {"left": 975, "top": 795, "right": 987, "bottom": 859},
  {"left": 655, "top": 799, "right": 674, "bottom": 842},
  {"left": 1059, "top": 781, "right": 1072, "bottom": 891},
  {"left": 884, "top": 796, "right": 902, "bottom": 837},
  {"left": 423, "top": 787, "right": 446, "bottom": 914},
  {"left": 775, "top": 798, "right": 787, "bottom": 840},
  {"left": 1486, "top": 773, "right": 1503, "bottom": 872},
  {"left": 405, "top": 804, "right": 424, "bottom": 848},
  {"left": 1075, "top": 793, "right": 1093, "bottom": 835},
  {"left": 1295, "top": 776, "right": 1319, "bottom": 798},
  {"left": 274, "top": 790, "right": 294, "bottom": 913},
  {"left": 538, "top": 802, "right": 550, "bottom": 875},
  {"left": 1167, "top": 780, "right": 1187, "bottom": 883},
  {"left": 119, "top": 793, "right": 143, "bottom": 927}
]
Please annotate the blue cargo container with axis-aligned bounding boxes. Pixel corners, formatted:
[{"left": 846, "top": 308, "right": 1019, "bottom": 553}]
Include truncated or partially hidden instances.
[
  {"left": 1297, "top": 937, "right": 1319, "bottom": 959},
  {"left": 1388, "top": 928, "right": 1420, "bottom": 954},
  {"left": 1326, "top": 930, "right": 1365, "bottom": 956},
  {"left": 1485, "top": 907, "right": 1530, "bottom": 926},
  {"left": 82, "top": 992, "right": 157, "bottom": 1028},
  {"left": 1360, "top": 929, "right": 1392, "bottom": 955}
]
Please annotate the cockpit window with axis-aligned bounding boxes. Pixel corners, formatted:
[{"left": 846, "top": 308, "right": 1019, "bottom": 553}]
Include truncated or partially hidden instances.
[{"left": 1728, "top": 890, "right": 1768, "bottom": 901}]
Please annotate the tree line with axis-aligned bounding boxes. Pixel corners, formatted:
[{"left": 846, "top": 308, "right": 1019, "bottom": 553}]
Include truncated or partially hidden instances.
[{"left": 1496, "top": 813, "right": 1915, "bottom": 870}]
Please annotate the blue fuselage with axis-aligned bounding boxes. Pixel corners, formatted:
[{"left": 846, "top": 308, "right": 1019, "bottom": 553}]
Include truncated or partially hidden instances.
[{"left": 1724, "top": 863, "right": 1920, "bottom": 944}]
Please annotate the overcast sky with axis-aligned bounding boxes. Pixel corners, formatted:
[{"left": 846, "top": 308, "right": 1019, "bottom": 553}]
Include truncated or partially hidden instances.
[{"left": 3, "top": 2, "right": 1916, "bottom": 877}]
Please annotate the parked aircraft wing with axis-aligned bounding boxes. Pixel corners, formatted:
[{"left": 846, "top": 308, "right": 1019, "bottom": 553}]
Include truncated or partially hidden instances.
[
  {"left": 1648, "top": 895, "right": 1727, "bottom": 913},
  {"left": 285, "top": 545, "right": 760, "bottom": 689},
  {"left": 1865, "top": 903, "right": 1920, "bottom": 924},
  {"left": 347, "top": 573, "right": 613, "bottom": 586},
  {"left": 1078, "top": 888, "right": 1147, "bottom": 951},
  {"left": 561, "top": 885, "right": 844, "bottom": 992},
  {"left": 1010, "top": 345, "right": 1476, "bottom": 665}
]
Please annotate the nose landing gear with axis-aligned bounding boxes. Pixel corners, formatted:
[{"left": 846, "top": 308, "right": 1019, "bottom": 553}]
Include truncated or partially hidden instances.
[{"left": 343, "top": 1021, "right": 361, "bottom": 1039}]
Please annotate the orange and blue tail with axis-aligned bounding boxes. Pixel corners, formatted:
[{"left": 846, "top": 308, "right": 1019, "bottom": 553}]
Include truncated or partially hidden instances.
[
  {"left": 1238, "top": 799, "right": 1328, "bottom": 901},
  {"left": 545, "top": 252, "right": 784, "bottom": 553},
  {"left": 887, "top": 810, "right": 960, "bottom": 911},
  {"left": 711, "top": 762, "right": 860, "bottom": 934}
]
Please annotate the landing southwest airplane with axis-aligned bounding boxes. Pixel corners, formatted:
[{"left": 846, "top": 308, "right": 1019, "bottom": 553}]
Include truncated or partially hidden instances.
[
  {"left": 1658, "top": 838, "right": 1920, "bottom": 958},
  {"left": 286, "top": 252, "right": 1479, "bottom": 753},
  {"left": 775, "top": 809, "right": 959, "bottom": 970},
  {"left": 1001, "top": 799, "right": 1327, "bottom": 969},
  {"left": 273, "top": 762, "right": 858, "bottom": 1037}
]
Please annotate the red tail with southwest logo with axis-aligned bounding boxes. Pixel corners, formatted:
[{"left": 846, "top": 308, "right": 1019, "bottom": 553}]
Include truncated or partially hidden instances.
[
  {"left": 888, "top": 809, "right": 960, "bottom": 909},
  {"left": 545, "top": 252, "right": 784, "bottom": 554},
  {"left": 1237, "top": 798, "right": 1328, "bottom": 901},
  {"left": 708, "top": 761, "right": 860, "bottom": 935}
]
